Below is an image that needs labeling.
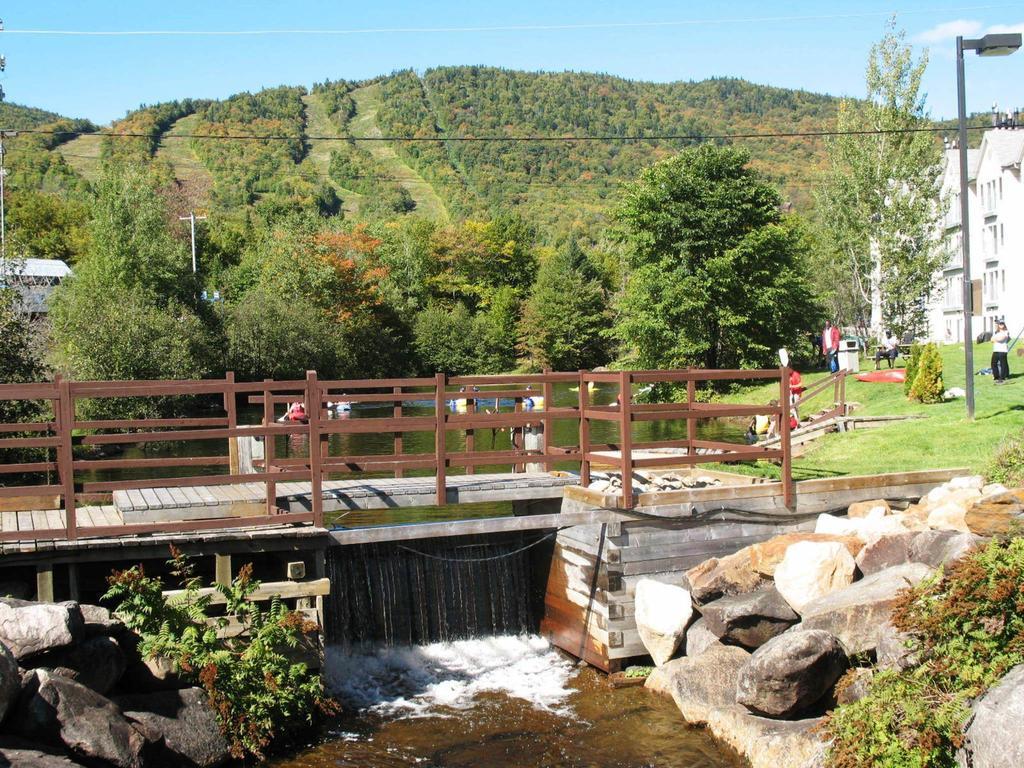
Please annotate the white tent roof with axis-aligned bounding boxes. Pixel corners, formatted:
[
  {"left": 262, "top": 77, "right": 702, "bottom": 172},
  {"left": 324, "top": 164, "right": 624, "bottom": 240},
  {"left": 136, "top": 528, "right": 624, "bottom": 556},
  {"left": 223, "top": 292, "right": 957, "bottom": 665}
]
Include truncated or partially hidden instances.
[{"left": 0, "top": 258, "right": 72, "bottom": 278}]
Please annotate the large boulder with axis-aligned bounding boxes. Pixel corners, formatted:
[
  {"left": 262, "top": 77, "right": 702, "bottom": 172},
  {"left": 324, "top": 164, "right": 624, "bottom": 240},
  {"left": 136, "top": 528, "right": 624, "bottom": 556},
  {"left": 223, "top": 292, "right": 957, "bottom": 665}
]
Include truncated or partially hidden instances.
[
  {"left": 800, "top": 563, "right": 933, "bottom": 655},
  {"left": 700, "top": 587, "right": 799, "bottom": 649},
  {"left": 948, "top": 475, "right": 985, "bottom": 491},
  {"left": 682, "top": 550, "right": 766, "bottom": 604},
  {"left": 114, "top": 687, "right": 229, "bottom": 768},
  {"left": 634, "top": 579, "right": 693, "bottom": 666},
  {"left": 774, "top": 541, "right": 856, "bottom": 614},
  {"left": 815, "top": 513, "right": 909, "bottom": 540},
  {"left": 847, "top": 499, "right": 891, "bottom": 518},
  {"left": 702, "top": 707, "right": 826, "bottom": 768},
  {"left": 645, "top": 645, "right": 750, "bottom": 723},
  {"left": 30, "top": 636, "right": 127, "bottom": 695},
  {"left": 965, "top": 498, "right": 1024, "bottom": 537},
  {"left": 80, "top": 605, "right": 124, "bottom": 638},
  {"left": 683, "top": 618, "right": 721, "bottom": 658},
  {"left": 0, "top": 603, "right": 84, "bottom": 661},
  {"left": 0, "top": 644, "right": 19, "bottom": 723},
  {"left": 0, "top": 741, "right": 86, "bottom": 766},
  {"left": 927, "top": 502, "right": 971, "bottom": 532},
  {"left": 735, "top": 629, "right": 847, "bottom": 718},
  {"left": 909, "top": 531, "right": 978, "bottom": 569},
  {"left": 957, "top": 664, "right": 1024, "bottom": 768},
  {"left": 745, "top": 533, "right": 863, "bottom": 577},
  {"left": 10, "top": 670, "right": 148, "bottom": 768}
]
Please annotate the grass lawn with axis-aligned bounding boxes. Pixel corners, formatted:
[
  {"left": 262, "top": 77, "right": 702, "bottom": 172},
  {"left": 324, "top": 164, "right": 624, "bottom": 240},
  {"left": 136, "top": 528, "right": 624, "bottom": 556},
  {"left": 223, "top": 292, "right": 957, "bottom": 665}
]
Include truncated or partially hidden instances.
[{"left": 718, "top": 342, "right": 1023, "bottom": 481}]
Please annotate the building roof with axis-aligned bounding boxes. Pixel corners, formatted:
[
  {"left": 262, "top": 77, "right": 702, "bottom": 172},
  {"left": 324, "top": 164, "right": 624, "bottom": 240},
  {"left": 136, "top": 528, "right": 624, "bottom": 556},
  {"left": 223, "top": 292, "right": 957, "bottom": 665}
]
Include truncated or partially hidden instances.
[
  {"left": 0, "top": 258, "right": 72, "bottom": 278},
  {"left": 944, "top": 147, "right": 981, "bottom": 183},
  {"left": 980, "top": 129, "right": 1024, "bottom": 169}
]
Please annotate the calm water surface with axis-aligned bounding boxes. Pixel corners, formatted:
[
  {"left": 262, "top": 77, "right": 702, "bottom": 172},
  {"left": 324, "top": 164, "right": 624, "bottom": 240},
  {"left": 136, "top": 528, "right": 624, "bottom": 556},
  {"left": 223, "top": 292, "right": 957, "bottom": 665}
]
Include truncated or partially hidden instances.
[{"left": 269, "top": 636, "right": 745, "bottom": 768}]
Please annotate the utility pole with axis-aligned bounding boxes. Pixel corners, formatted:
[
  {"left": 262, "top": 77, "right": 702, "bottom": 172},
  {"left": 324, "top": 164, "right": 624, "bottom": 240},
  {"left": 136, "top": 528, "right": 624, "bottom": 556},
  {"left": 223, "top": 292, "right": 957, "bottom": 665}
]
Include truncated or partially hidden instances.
[
  {"left": 178, "top": 212, "right": 207, "bottom": 274},
  {"left": 0, "top": 26, "right": 8, "bottom": 261}
]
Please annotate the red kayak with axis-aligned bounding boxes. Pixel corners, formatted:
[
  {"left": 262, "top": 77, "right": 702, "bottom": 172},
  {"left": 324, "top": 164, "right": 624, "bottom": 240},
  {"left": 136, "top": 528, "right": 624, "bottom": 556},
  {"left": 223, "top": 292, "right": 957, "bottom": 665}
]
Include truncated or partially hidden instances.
[{"left": 855, "top": 369, "right": 906, "bottom": 383}]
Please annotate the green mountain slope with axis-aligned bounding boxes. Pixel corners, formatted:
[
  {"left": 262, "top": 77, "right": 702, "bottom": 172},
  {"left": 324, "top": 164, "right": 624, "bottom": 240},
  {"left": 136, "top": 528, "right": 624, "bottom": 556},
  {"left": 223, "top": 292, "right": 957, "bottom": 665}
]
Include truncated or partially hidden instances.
[{"left": 2, "top": 68, "right": 857, "bottom": 238}]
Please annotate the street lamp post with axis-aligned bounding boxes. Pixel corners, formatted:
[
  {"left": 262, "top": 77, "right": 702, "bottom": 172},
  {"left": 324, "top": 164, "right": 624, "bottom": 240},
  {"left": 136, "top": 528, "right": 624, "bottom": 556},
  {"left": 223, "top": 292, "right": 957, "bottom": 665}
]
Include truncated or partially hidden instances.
[{"left": 956, "top": 32, "right": 1022, "bottom": 420}]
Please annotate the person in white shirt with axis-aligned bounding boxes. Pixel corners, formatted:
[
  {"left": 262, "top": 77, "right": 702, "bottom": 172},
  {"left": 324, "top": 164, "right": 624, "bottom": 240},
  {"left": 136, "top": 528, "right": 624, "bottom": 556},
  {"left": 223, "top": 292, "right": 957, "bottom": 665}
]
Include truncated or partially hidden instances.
[
  {"left": 992, "top": 321, "right": 1010, "bottom": 384},
  {"left": 874, "top": 331, "right": 899, "bottom": 370}
]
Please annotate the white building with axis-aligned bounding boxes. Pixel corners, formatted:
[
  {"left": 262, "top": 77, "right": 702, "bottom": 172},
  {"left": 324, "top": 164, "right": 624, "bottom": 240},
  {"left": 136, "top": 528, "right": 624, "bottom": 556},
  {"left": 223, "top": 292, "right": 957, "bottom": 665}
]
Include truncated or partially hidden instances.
[
  {"left": 0, "top": 257, "right": 72, "bottom": 315},
  {"left": 927, "top": 126, "right": 1024, "bottom": 343}
]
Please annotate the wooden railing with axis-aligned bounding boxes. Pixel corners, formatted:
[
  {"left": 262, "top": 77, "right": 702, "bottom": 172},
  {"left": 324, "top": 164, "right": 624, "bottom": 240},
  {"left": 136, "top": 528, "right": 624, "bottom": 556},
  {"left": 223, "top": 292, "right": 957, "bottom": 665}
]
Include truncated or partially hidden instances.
[
  {"left": 0, "top": 368, "right": 797, "bottom": 540},
  {"left": 793, "top": 370, "right": 848, "bottom": 427}
]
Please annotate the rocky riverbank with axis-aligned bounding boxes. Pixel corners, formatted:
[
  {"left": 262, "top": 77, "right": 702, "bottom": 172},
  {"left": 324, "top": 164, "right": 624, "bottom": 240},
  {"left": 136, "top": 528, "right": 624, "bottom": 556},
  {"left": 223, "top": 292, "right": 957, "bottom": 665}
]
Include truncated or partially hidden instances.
[
  {"left": 0, "top": 597, "right": 229, "bottom": 767},
  {"left": 637, "top": 475, "right": 1024, "bottom": 768}
]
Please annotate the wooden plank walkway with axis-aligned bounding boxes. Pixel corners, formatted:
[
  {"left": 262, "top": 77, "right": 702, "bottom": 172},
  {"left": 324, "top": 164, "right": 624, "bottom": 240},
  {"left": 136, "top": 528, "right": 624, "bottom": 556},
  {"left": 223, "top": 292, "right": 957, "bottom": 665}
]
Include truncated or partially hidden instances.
[{"left": 114, "top": 472, "right": 578, "bottom": 523}]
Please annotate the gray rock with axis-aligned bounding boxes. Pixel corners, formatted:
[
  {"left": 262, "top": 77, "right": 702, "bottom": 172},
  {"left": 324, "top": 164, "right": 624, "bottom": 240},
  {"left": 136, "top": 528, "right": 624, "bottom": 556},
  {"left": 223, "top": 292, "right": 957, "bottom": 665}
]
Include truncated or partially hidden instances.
[
  {"left": 875, "top": 622, "right": 919, "bottom": 671},
  {"left": 854, "top": 533, "right": 915, "bottom": 575},
  {"left": 80, "top": 605, "right": 124, "bottom": 638},
  {"left": 115, "top": 687, "right": 229, "bottom": 768},
  {"left": 682, "top": 551, "right": 767, "bottom": 604},
  {"left": 10, "top": 669, "right": 148, "bottom": 768},
  {"left": 701, "top": 587, "right": 799, "bottom": 650},
  {"left": 31, "top": 636, "right": 127, "bottom": 695},
  {"left": 800, "top": 563, "right": 933, "bottom": 655},
  {"left": 645, "top": 645, "right": 751, "bottom": 723},
  {"left": 958, "top": 665, "right": 1024, "bottom": 768},
  {"left": 736, "top": 629, "right": 847, "bottom": 718},
  {"left": 119, "top": 654, "right": 185, "bottom": 693},
  {"left": 908, "top": 531, "right": 978, "bottom": 569},
  {"left": 0, "top": 603, "right": 84, "bottom": 661},
  {"left": 0, "top": 740, "right": 86, "bottom": 767},
  {"left": 835, "top": 668, "right": 874, "bottom": 706},
  {"left": 684, "top": 618, "right": 721, "bottom": 658},
  {"left": 0, "top": 643, "right": 19, "bottom": 723}
]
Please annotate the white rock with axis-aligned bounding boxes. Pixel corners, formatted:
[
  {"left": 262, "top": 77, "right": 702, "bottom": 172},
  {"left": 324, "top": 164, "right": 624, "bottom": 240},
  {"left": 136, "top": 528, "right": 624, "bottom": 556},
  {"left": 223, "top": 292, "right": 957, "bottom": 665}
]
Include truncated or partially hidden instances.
[
  {"left": 815, "top": 513, "right": 909, "bottom": 541},
  {"left": 927, "top": 502, "right": 970, "bottom": 533},
  {"left": 982, "top": 483, "right": 1010, "bottom": 499},
  {"left": 635, "top": 579, "right": 694, "bottom": 666},
  {"left": 774, "top": 542, "right": 857, "bottom": 615},
  {"left": 925, "top": 485, "right": 953, "bottom": 507},
  {"left": 814, "top": 514, "right": 860, "bottom": 537},
  {"left": 587, "top": 480, "right": 611, "bottom": 492},
  {"left": 948, "top": 475, "right": 985, "bottom": 491}
]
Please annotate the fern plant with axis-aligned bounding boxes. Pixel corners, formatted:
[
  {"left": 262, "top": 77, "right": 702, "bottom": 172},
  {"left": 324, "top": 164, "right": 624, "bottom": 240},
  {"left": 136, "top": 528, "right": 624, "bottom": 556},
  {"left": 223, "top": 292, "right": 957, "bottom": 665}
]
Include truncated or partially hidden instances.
[{"left": 105, "top": 547, "right": 337, "bottom": 760}]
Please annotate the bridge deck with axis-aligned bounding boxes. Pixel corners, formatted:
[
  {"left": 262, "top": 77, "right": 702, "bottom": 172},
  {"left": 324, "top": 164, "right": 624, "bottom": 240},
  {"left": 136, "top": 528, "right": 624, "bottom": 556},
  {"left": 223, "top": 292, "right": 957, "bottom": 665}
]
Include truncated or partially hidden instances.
[{"left": 114, "top": 472, "right": 578, "bottom": 523}]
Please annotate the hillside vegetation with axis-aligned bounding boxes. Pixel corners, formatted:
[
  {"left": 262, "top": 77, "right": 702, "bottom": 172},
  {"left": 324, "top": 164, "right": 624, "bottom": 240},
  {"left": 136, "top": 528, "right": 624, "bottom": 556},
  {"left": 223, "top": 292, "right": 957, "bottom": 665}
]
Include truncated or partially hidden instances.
[{"left": 0, "top": 68, "right": 842, "bottom": 241}]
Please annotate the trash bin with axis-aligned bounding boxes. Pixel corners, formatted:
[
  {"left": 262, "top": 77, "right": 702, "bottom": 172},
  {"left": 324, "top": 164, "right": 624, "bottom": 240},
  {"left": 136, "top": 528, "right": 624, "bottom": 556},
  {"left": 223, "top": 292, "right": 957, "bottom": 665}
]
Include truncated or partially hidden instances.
[{"left": 838, "top": 338, "right": 860, "bottom": 373}]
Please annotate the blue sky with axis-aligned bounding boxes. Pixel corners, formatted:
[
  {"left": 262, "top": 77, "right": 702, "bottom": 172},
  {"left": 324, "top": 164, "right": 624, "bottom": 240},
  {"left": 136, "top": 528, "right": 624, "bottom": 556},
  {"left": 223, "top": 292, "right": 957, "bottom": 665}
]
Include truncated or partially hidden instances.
[{"left": 3, "top": 1, "right": 1023, "bottom": 124}]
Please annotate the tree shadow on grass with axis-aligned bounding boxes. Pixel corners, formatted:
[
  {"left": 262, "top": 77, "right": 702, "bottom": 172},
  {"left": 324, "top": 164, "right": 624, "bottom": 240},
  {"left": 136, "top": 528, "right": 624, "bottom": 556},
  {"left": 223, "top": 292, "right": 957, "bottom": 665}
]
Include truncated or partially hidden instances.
[{"left": 977, "top": 404, "right": 1024, "bottom": 421}]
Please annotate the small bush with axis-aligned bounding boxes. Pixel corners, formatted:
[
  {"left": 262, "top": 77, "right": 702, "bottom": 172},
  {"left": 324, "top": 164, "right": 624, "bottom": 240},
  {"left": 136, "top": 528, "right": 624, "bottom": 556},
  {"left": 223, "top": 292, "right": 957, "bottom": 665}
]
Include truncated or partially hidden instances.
[
  {"left": 903, "top": 342, "right": 922, "bottom": 396},
  {"left": 988, "top": 432, "right": 1024, "bottom": 488},
  {"left": 823, "top": 537, "right": 1024, "bottom": 768},
  {"left": 909, "top": 343, "right": 944, "bottom": 404},
  {"left": 104, "top": 547, "right": 337, "bottom": 760}
]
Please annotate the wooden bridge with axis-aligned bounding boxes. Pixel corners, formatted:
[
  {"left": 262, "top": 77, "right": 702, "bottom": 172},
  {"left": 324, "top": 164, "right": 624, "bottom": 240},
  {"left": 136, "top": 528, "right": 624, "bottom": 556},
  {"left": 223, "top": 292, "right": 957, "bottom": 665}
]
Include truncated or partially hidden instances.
[{"left": 0, "top": 367, "right": 846, "bottom": 550}]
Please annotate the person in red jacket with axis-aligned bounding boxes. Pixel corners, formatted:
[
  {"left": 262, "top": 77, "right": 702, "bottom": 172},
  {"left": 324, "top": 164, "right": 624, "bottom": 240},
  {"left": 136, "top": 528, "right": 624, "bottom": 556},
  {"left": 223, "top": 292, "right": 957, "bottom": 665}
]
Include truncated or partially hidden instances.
[{"left": 822, "top": 320, "right": 841, "bottom": 372}]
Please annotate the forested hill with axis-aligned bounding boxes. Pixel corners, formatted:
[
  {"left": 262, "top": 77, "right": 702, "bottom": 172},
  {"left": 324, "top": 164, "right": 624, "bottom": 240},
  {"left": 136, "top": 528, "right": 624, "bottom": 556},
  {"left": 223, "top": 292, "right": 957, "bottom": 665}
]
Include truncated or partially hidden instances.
[{"left": 5, "top": 68, "right": 842, "bottom": 240}]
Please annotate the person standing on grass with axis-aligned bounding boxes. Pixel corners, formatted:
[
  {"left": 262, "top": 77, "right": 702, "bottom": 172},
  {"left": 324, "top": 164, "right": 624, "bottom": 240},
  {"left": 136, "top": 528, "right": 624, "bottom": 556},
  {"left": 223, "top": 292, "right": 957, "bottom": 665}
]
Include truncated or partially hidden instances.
[
  {"left": 822, "top": 320, "right": 841, "bottom": 372},
  {"left": 992, "top": 321, "right": 1010, "bottom": 384}
]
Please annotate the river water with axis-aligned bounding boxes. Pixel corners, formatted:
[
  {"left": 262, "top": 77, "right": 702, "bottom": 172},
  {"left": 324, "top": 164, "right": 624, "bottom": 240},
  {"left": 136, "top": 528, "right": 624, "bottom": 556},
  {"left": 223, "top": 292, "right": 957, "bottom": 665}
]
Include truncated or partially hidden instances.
[{"left": 269, "top": 636, "right": 745, "bottom": 768}]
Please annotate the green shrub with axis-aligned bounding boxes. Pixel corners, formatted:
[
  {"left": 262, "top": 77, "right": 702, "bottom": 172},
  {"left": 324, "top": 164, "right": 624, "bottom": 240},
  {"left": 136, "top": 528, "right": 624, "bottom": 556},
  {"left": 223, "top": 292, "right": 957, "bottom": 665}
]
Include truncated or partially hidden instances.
[
  {"left": 824, "top": 537, "right": 1024, "bottom": 767},
  {"left": 988, "top": 432, "right": 1024, "bottom": 488},
  {"left": 909, "top": 342, "right": 944, "bottom": 404},
  {"left": 104, "top": 548, "right": 337, "bottom": 760},
  {"left": 903, "top": 342, "right": 922, "bottom": 396}
]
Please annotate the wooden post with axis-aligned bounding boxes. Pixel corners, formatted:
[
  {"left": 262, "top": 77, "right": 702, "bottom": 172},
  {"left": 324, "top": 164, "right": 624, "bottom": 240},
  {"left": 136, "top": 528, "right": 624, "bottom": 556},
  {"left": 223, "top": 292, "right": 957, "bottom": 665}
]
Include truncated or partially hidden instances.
[
  {"left": 434, "top": 373, "right": 447, "bottom": 506},
  {"left": 56, "top": 376, "right": 76, "bottom": 540},
  {"left": 215, "top": 554, "right": 232, "bottom": 586},
  {"left": 686, "top": 370, "right": 697, "bottom": 466},
  {"left": 780, "top": 368, "right": 794, "bottom": 509},
  {"left": 840, "top": 371, "right": 847, "bottom": 416},
  {"left": 225, "top": 372, "right": 239, "bottom": 474},
  {"left": 513, "top": 392, "right": 524, "bottom": 473},
  {"left": 542, "top": 368, "right": 554, "bottom": 469},
  {"left": 263, "top": 379, "right": 276, "bottom": 515},
  {"left": 306, "top": 371, "right": 325, "bottom": 528},
  {"left": 465, "top": 392, "right": 475, "bottom": 476},
  {"left": 36, "top": 565, "right": 54, "bottom": 602},
  {"left": 393, "top": 385, "right": 404, "bottom": 479},
  {"left": 619, "top": 370, "right": 634, "bottom": 510},
  {"left": 67, "top": 562, "right": 80, "bottom": 602},
  {"left": 578, "top": 370, "right": 590, "bottom": 487}
]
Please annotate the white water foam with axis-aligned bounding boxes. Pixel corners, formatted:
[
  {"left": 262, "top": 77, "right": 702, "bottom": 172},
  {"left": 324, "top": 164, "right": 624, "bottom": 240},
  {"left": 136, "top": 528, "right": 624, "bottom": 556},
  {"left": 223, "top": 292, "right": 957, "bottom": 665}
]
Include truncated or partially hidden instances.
[{"left": 324, "top": 635, "right": 577, "bottom": 718}]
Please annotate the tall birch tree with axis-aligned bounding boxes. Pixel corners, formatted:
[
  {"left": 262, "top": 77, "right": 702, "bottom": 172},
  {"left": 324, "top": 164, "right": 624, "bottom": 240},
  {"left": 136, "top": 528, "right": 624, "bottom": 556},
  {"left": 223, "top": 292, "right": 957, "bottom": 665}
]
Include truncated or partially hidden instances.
[{"left": 816, "top": 21, "right": 945, "bottom": 338}]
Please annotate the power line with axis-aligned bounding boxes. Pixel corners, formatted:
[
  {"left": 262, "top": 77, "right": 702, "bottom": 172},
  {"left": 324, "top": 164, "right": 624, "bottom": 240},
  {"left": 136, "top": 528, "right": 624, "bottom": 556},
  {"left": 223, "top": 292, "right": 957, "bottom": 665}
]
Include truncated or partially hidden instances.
[
  {"left": 8, "top": 123, "right": 991, "bottom": 144},
  {"left": 4, "top": 5, "right": 1021, "bottom": 36}
]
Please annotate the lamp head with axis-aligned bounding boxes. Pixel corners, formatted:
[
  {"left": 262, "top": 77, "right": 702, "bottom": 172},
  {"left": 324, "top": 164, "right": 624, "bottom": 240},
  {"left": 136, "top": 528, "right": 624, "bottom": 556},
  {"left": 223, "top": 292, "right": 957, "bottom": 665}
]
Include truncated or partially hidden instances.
[{"left": 966, "top": 32, "right": 1023, "bottom": 57}]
